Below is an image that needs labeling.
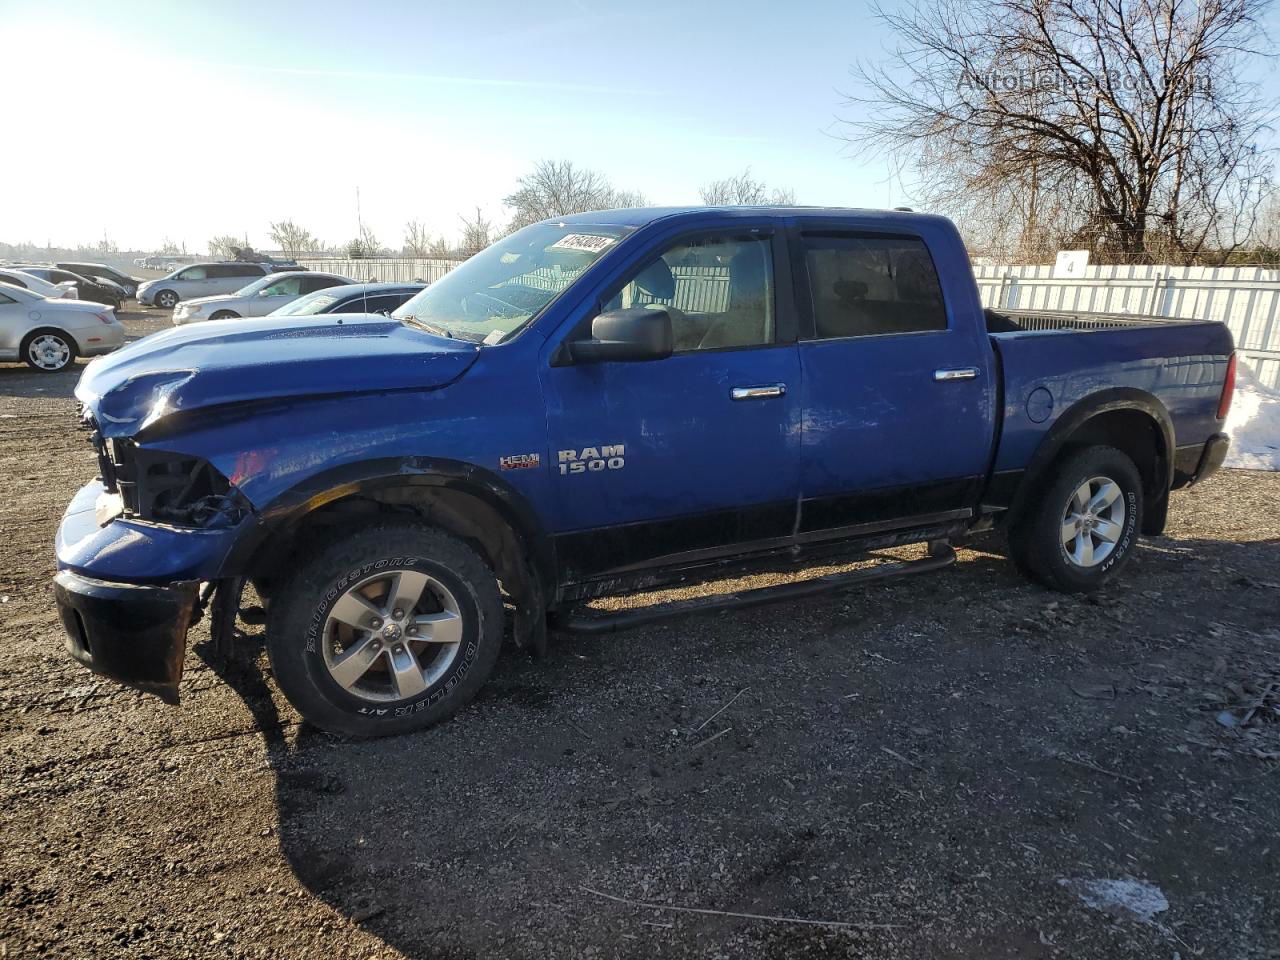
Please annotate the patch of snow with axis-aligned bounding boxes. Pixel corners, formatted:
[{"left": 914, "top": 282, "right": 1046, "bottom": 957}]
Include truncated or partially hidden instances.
[
  {"left": 1224, "top": 359, "right": 1280, "bottom": 471},
  {"left": 1059, "top": 876, "right": 1169, "bottom": 925}
]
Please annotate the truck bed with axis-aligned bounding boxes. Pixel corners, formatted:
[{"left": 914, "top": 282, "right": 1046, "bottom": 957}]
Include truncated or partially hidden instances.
[{"left": 986, "top": 309, "right": 1234, "bottom": 475}]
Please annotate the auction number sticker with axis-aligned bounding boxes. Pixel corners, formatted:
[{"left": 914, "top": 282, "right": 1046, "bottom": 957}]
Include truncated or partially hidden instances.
[{"left": 550, "top": 233, "right": 616, "bottom": 254}]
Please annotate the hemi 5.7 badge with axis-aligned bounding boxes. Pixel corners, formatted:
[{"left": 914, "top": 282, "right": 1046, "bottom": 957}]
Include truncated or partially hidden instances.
[{"left": 499, "top": 453, "right": 541, "bottom": 471}]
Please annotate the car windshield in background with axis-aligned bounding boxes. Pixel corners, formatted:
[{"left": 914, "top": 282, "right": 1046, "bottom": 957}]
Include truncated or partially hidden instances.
[
  {"left": 275, "top": 292, "right": 338, "bottom": 316},
  {"left": 392, "top": 222, "right": 631, "bottom": 343}
]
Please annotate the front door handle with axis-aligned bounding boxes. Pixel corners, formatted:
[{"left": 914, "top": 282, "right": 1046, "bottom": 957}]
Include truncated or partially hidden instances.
[
  {"left": 934, "top": 367, "right": 979, "bottom": 382},
  {"left": 731, "top": 383, "right": 787, "bottom": 401}
]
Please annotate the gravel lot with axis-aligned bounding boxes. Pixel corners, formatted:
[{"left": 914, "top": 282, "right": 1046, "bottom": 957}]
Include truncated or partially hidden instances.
[{"left": 2, "top": 308, "right": 1278, "bottom": 959}]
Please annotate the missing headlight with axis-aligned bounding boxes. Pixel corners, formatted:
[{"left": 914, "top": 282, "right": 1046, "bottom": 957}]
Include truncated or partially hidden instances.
[{"left": 113, "top": 442, "right": 250, "bottom": 528}]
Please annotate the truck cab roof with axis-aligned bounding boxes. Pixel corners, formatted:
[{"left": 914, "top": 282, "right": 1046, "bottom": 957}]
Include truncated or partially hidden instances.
[{"left": 552, "top": 205, "right": 941, "bottom": 229}]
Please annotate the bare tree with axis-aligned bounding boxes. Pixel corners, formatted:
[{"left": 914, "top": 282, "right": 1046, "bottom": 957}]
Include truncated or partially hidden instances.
[
  {"left": 844, "top": 0, "right": 1274, "bottom": 263},
  {"left": 459, "top": 207, "right": 493, "bottom": 258},
  {"left": 700, "top": 169, "right": 797, "bottom": 205},
  {"left": 269, "top": 220, "right": 322, "bottom": 259},
  {"left": 505, "top": 160, "right": 646, "bottom": 230},
  {"left": 403, "top": 219, "right": 436, "bottom": 258},
  {"left": 208, "top": 235, "right": 242, "bottom": 259}
]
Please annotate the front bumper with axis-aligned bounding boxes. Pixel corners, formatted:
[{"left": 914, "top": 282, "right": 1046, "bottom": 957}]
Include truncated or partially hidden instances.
[{"left": 53, "top": 570, "right": 197, "bottom": 703}]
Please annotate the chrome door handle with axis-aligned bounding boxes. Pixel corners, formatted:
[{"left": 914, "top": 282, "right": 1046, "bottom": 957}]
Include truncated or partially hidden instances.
[
  {"left": 731, "top": 383, "right": 787, "bottom": 400},
  {"left": 934, "top": 367, "right": 979, "bottom": 382}
]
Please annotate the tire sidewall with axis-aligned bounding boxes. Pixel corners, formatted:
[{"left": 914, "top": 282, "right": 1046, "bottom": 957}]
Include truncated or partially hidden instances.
[
  {"left": 1036, "top": 448, "right": 1143, "bottom": 591},
  {"left": 268, "top": 528, "right": 502, "bottom": 736},
  {"left": 156, "top": 290, "right": 178, "bottom": 308}
]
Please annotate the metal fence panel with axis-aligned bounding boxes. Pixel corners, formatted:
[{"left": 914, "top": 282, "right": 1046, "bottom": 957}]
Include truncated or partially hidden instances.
[{"left": 975, "top": 263, "right": 1280, "bottom": 388}]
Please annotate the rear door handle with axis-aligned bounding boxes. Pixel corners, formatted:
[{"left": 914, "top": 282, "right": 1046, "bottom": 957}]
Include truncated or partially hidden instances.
[
  {"left": 731, "top": 383, "right": 787, "bottom": 400},
  {"left": 934, "top": 367, "right": 979, "bottom": 382}
]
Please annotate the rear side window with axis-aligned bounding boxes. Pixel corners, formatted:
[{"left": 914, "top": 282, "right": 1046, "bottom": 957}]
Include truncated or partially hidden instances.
[
  {"left": 0, "top": 274, "right": 27, "bottom": 288},
  {"left": 801, "top": 234, "right": 946, "bottom": 339},
  {"left": 301, "top": 276, "right": 342, "bottom": 294},
  {"left": 179, "top": 266, "right": 208, "bottom": 280}
]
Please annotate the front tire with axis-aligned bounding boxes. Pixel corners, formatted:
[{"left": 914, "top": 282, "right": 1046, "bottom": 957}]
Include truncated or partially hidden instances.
[
  {"left": 265, "top": 522, "right": 504, "bottom": 737},
  {"left": 21, "top": 329, "right": 77, "bottom": 372},
  {"left": 155, "top": 289, "right": 179, "bottom": 309},
  {"left": 1010, "top": 445, "right": 1143, "bottom": 593},
  {"left": 210, "top": 310, "right": 240, "bottom": 321}
]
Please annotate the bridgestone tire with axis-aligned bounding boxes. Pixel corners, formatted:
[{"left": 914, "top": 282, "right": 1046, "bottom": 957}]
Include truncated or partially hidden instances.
[
  {"left": 265, "top": 522, "right": 503, "bottom": 737},
  {"left": 1010, "top": 445, "right": 1143, "bottom": 593}
]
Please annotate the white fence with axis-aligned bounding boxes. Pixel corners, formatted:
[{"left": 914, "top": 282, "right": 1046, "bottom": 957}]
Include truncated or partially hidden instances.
[
  {"left": 975, "top": 263, "right": 1280, "bottom": 388},
  {"left": 300, "top": 256, "right": 460, "bottom": 284}
]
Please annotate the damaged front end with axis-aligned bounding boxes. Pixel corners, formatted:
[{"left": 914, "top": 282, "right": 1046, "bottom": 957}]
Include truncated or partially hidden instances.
[{"left": 53, "top": 408, "right": 252, "bottom": 702}]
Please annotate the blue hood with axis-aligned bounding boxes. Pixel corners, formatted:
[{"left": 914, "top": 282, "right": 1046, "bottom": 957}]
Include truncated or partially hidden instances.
[{"left": 77, "top": 315, "right": 480, "bottom": 437}]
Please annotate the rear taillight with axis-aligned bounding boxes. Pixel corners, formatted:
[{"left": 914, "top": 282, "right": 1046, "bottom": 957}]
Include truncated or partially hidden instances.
[{"left": 1217, "top": 351, "right": 1237, "bottom": 420}]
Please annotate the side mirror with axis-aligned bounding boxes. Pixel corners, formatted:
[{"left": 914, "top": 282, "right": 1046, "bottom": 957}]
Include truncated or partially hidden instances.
[{"left": 568, "top": 307, "right": 673, "bottom": 364}]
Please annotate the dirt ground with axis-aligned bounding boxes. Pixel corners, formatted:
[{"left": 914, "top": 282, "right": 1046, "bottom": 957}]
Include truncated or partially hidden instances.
[{"left": 1, "top": 308, "right": 1278, "bottom": 959}]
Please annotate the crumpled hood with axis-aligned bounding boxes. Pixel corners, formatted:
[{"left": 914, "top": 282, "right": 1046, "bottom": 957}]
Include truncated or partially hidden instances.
[{"left": 77, "top": 315, "right": 479, "bottom": 437}]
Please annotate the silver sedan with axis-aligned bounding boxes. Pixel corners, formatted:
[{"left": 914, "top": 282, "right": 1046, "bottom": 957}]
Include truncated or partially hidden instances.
[
  {"left": 173, "top": 271, "right": 352, "bottom": 325},
  {"left": 0, "top": 282, "right": 126, "bottom": 372}
]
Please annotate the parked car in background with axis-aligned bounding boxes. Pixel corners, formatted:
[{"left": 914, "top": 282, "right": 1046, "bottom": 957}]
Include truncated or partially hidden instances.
[
  {"left": 137, "top": 262, "right": 277, "bottom": 308},
  {"left": 10, "top": 267, "right": 124, "bottom": 310},
  {"left": 269, "top": 281, "right": 426, "bottom": 317},
  {"left": 56, "top": 263, "right": 143, "bottom": 299},
  {"left": 173, "top": 271, "right": 353, "bottom": 324},
  {"left": 0, "top": 282, "right": 125, "bottom": 371},
  {"left": 0, "top": 268, "right": 79, "bottom": 299}
]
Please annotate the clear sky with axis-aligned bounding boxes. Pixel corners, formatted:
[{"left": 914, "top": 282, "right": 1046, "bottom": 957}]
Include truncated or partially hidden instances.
[{"left": 1, "top": 0, "right": 900, "bottom": 252}]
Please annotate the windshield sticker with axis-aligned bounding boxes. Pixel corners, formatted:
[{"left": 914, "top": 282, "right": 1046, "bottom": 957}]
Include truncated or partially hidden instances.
[
  {"left": 549, "top": 233, "right": 616, "bottom": 254},
  {"left": 483, "top": 329, "right": 505, "bottom": 345}
]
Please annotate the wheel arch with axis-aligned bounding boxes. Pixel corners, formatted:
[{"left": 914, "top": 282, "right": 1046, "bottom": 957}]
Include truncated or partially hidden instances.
[
  {"left": 1009, "top": 388, "right": 1175, "bottom": 536},
  {"left": 222, "top": 457, "right": 556, "bottom": 625}
]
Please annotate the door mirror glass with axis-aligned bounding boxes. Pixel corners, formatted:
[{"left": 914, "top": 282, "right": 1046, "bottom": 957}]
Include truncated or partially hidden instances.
[{"left": 569, "top": 307, "right": 673, "bottom": 363}]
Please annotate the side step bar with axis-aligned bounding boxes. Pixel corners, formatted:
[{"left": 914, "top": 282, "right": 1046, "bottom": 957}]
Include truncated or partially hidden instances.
[{"left": 560, "top": 543, "right": 957, "bottom": 635}]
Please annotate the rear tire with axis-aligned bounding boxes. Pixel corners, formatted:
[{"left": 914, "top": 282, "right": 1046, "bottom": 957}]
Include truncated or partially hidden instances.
[
  {"left": 21, "top": 328, "right": 77, "bottom": 372},
  {"left": 1010, "top": 445, "right": 1143, "bottom": 593},
  {"left": 265, "top": 522, "right": 503, "bottom": 737}
]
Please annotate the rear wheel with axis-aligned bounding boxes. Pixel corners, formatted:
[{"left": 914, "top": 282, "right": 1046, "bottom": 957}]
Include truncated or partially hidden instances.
[
  {"left": 1010, "top": 445, "right": 1143, "bottom": 593},
  {"left": 265, "top": 522, "right": 504, "bottom": 736},
  {"left": 155, "top": 289, "right": 178, "bottom": 309},
  {"left": 21, "top": 329, "right": 77, "bottom": 372}
]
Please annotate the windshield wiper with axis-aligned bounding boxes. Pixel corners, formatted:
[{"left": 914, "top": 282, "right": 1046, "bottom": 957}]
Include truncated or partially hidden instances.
[{"left": 399, "top": 314, "right": 454, "bottom": 339}]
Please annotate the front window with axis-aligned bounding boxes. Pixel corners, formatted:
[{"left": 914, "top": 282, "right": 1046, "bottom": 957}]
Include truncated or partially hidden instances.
[{"left": 392, "top": 222, "right": 631, "bottom": 343}]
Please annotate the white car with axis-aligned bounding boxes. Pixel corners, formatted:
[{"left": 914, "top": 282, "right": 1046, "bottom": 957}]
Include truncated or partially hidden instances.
[
  {"left": 0, "top": 268, "right": 78, "bottom": 299},
  {"left": 0, "top": 283, "right": 126, "bottom": 372},
  {"left": 172, "top": 271, "right": 353, "bottom": 325}
]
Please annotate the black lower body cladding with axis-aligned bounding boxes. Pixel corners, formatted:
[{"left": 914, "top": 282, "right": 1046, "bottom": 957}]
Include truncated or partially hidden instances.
[{"left": 53, "top": 571, "right": 199, "bottom": 704}]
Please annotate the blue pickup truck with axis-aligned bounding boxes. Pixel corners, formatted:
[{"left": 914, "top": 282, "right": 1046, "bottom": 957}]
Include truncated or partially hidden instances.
[{"left": 53, "top": 207, "right": 1236, "bottom": 735}]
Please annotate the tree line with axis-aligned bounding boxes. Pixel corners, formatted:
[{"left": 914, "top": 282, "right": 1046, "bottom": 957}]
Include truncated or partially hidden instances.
[{"left": 205, "top": 163, "right": 796, "bottom": 262}]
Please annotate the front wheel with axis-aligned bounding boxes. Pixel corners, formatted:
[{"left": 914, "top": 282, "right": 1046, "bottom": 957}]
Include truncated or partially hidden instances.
[
  {"left": 265, "top": 522, "right": 504, "bottom": 736},
  {"left": 210, "top": 310, "right": 240, "bottom": 321},
  {"left": 1010, "top": 445, "right": 1143, "bottom": 593},
  {"left": 154, "top": 289, "right": 179, "bottom": 309}
]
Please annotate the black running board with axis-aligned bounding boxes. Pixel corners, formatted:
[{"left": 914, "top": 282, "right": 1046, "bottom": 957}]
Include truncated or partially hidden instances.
[{"left": 560, "top": 544, "right": 957, "bottom": 634}]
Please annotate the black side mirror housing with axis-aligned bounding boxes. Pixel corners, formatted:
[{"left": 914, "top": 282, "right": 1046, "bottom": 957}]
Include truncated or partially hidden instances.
[{"left": 568, "top": 307, "right": 673, "bottom": 363}]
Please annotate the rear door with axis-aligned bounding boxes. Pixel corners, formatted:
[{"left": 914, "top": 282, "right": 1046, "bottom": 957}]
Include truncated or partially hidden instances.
[
  {"left": 793, "top": 223, "right": 995, "bottom": 539},
  {"left": 540, "top": 225, "right": 802, "bottom": 583}
]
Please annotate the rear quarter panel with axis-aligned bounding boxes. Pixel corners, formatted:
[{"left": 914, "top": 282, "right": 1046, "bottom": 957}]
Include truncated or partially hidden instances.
[{"left": 993, "top": 321, "right": 1234, "bottom": 473}]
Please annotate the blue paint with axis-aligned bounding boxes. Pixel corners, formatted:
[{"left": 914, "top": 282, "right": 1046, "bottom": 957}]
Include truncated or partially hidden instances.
[{"left": 56, "top": 208, "right": 1235, "bottom": 585}]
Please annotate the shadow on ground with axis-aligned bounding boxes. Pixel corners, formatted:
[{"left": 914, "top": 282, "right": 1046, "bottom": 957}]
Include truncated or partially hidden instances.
[{"left": 202, "top": 532, "right": 1280, "bottom": 958}]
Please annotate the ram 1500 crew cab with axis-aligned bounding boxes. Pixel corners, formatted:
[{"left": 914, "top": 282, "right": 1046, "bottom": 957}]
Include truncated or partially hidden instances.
[{"left": 53, "top": 207, "right": 1235, "bottom": 735}]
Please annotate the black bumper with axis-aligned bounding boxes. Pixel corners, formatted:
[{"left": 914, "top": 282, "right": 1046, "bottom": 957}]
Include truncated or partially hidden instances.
[
  {"left": 53, "top": 570, "right": 198, "bottom": 704},
  {"left": 1172, "top": 432, "right": 1231, "bottom": 489}
]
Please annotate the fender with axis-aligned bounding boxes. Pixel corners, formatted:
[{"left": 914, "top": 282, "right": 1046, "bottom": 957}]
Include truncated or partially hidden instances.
[
  {"left": 1004, "top": 388, "right": 1175, "bottom": 534},
  {"left": 218, "top": 456, "right": 556, "bottom": 595}
]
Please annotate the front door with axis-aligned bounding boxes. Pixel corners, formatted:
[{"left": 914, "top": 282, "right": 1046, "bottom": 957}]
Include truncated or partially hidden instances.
[
  {"left": 793, "top": 226, "right": 995, "bottom": 538},
  {"left": 541, "top": 228, "right": 801, "bottom": 584}
]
